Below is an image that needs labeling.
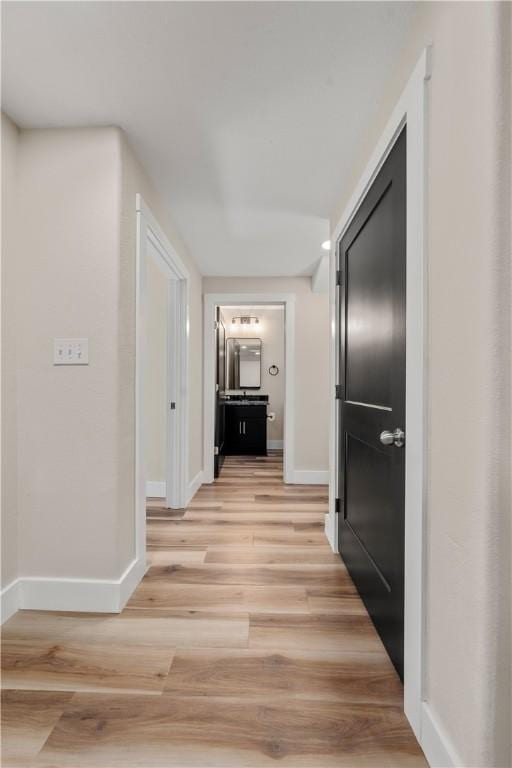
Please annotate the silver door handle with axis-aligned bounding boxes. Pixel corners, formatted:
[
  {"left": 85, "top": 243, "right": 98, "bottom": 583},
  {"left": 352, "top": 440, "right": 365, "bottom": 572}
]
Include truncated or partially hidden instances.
[
  {"left": 379, "top": 428, "right": 405, "bottom": 447},
  {"left": 239, "top": 422, "right": 242, "bottom": 434},
  {"left": 243, "top": 421, "right": 246, "bottom": 434}
]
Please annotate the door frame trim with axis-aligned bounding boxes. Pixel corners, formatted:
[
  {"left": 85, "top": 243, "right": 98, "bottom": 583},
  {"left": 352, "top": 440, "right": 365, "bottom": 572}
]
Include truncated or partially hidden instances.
[
  {"left": 135, "top": 194, "right": 190, "bottom": 565},
  {"left": 203, "top": 293, "right": 295, "bottom": 484},
  {"left": 327, "top": 48, "right": 431, "bottom": 739}
]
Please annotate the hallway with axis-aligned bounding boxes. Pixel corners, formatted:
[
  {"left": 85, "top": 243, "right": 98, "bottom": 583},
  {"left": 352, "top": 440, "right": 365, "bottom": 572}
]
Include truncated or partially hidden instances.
[
  {"left": 2, "top": 3, "right": 511, "bottom": 765},
  {"left": 2, "top": 453, "right": 426, "bottom": 767}
]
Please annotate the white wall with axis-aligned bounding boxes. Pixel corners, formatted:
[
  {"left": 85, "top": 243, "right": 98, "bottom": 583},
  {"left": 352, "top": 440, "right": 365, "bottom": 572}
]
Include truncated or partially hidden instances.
[
  {"left": 329, "top": 3, "right": 511, "bottom": 765},
  {"left": 1, "top": 120, "right": 204, "bottom": 610},
  {"left": 223, "top": 306, "right": 285, "bottom": 443},
  {"left": 11, "top": 126, "right": 122, "bottom": 580},
  {"left": 204, "top": 278, "right": 329, "bottom": 471},
  {"left": 144, "top": 255, "right": 167, "bottom": 483},
  {"left": 1, "top": 113, "right": 20, "bottom": 592}
]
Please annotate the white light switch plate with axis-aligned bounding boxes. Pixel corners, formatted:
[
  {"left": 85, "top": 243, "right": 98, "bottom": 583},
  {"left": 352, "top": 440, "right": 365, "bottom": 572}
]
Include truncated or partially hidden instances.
[{"left": 53, "top": 338, "right": 89, "bottom": 365}]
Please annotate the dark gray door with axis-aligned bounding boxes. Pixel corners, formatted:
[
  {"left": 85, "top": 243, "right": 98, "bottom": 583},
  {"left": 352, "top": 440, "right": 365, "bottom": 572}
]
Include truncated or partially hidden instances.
[{"left": 337, "top": 127, "right": 406, "bottom": 679}]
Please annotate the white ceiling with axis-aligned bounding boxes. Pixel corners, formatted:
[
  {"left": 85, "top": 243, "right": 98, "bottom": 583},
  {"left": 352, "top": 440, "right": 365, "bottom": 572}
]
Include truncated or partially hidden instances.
[{"left": 2, "top": 1, "right": 416, "bottom": 276}]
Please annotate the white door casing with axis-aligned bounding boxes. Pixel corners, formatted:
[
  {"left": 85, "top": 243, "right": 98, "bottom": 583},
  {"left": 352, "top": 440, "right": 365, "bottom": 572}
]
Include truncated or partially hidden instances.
[{"left": 135, "top": 194, "right": 190, "bottom": 564}]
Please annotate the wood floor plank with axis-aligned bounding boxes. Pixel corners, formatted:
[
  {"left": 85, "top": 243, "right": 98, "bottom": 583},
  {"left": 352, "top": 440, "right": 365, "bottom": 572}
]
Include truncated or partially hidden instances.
[
  {"left": 146, "top": 526, "right": 254, "bottom": 547},
  {"left": 253, "top": 529, "right": 328, "bottom": 546},
  {"left": 255, "top": 493, "right": 329, "bottom": 503},
  {"left": 146, "top": 548, "right": 207, "bottom": 565},
  {"left": 146, "top": 507, "right": 186, "bottom": 519},
  {"left": 35, "top": 692, "right": 427, "bottom": 767},
  {"left": 1, "top": 610, "right": 177, "bottom": 694},
  {"left": 249, "top": 613, "right": 386, "bottom": 653},
  {"left": 307, "top": 595, "right": 368, "bottom": 615},
  {"left": 193, "top": 494, "right": 256, "bottom": 503},
  {"left": 197, "top": 485, "right": 325, "bottom": 495},
  {"left": 148, "top": 519, "right": 303, "bottom": 531},
  {"left": 1, "top": 690, "right": 72, "bottom": 767},
  {"left": 183, "top": 510, "right": 325, "bottom": 523},
  {"left": 142, "top": 563, "right": 355, "bottom": 589},
  {"left": 205, "top": 546, "right": 339, "bottom": 564},
  {"left": 119, "top": 608, "right": 249, "bottom": 648},
  {"left": 218, "top": 502, "right": 328, "bottom": 513},
  {"left": 185, "top": 500, "right": 224, "bottom": 509},
  {"left": 163, "top": 647, "right": 404, "bottom": 705},
  {"left": 210, "top": 478, "right": 288, "bottom": 487},
  {"left": 127, "top": 582, "right": 309, "bottom": 613}
]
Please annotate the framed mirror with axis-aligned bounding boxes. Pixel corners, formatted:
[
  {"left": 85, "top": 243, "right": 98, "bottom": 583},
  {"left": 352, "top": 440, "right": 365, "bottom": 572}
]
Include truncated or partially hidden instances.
[{"left": 226, "top": 338, "right": 262, "bottom": 389}]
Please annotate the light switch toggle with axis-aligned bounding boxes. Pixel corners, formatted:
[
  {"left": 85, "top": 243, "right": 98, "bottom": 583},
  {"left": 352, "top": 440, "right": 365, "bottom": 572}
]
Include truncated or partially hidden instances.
[{"left": 54, "top": 338, "right": 89, "bottom": 365}]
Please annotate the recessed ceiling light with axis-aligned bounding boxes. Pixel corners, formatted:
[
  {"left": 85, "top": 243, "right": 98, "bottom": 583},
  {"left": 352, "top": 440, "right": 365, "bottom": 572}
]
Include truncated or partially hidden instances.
[{"left": 321, "top": 240, "right": 331, "bottom": 251}]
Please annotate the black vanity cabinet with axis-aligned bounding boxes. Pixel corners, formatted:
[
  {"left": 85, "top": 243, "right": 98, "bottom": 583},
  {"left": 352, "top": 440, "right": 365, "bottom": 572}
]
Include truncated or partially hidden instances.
[{"left": 224, "top": 404, "right": 267, "bottom": 455}]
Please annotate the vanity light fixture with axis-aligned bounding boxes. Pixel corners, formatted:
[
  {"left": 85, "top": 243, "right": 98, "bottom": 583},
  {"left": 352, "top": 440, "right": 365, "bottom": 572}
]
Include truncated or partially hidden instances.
[{"left": 231, "top": 315, "right": 260, "bottom": 327}]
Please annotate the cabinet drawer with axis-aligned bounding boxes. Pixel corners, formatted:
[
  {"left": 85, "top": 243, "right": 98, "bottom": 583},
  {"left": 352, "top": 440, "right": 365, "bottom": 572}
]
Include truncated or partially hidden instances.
[{"left": 232, "top": 405, "right": 266, "bottom": 419}]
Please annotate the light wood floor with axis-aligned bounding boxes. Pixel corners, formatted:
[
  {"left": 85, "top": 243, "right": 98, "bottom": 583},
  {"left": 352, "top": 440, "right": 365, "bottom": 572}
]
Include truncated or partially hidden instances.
[{"left": 1, "top": 452, "right": 427, "bottom": 767}]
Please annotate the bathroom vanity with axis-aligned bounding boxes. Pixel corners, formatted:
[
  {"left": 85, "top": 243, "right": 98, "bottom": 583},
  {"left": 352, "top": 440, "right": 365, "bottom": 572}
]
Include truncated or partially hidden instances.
[{"left": 222, "top": 395, "right": 268, "bottom": 455}]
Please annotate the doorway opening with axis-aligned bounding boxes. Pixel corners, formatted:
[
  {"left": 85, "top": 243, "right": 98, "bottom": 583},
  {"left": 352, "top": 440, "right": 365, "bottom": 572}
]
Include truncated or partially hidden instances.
[
  {"left": 203, "top": 293, "right": 296, "bottom": 485},
  {"left": 214, "top": 305, "right": 285, "bottom": 477},
  {"left": 135, "top": 195, "right": 189, "bottom": 565}
]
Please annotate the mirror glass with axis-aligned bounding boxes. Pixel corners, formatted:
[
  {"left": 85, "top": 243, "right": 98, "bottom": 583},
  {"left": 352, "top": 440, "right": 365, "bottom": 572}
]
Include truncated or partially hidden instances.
[{"left": 226, "top": 338, "right": 262, "bottom": 389}]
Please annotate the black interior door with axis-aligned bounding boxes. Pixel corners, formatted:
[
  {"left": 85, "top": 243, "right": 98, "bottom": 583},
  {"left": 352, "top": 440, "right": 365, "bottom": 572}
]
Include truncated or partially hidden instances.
[{"left": 337, "top": 127, "right": 406, "bottom": 679}]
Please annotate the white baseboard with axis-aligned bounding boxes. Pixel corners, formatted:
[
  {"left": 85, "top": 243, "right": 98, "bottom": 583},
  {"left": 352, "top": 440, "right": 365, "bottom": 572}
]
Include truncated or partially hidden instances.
[
  {"left": 267, "top": 440, "right": 283, "bottom": 449},
  {"left": 1, "top": 579, "right": 21, "bottom": 624},
  {"left": 119, "top": 558, "right": 148, "bottom": 609},
  {"left": 324, "top": 513, "right": 337, "bottom": 552},
  {"left": 291, "top": 470, "right": 329, "bottom": 485},
  {"left": 146, "top": 480, "right": 166, "bottom": 498},
  {"left": 1, "top": 558, "right": 146, "bottom": 618},
  {"left": 421, "top": 703, "right": 463, "bottom": 767},
  {"left": 187, "top": 470, "right": 203, "bottom": 505}
]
